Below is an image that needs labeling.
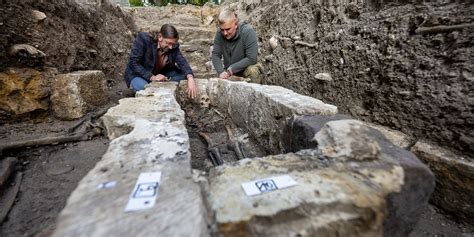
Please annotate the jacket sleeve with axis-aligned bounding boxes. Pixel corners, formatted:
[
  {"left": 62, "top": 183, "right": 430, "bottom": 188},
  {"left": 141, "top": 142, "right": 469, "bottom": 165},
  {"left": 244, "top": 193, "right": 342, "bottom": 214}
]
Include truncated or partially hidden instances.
[
  {"left": 175, "top": 48, "right": 194, "bottom": 77},
  {"left": 228, "top": 27, "right": 258, "bottom": 74},
  {"left": 129, "top": 32, "right": 153, "bottom": 81},
  {"left": 211, "top": 29, "right": 225, "bottom": 75}
]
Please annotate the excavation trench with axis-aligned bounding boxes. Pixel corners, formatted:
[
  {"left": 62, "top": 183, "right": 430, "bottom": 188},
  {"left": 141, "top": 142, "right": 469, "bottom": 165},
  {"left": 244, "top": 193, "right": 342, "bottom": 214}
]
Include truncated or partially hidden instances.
[{"left": 182, "top": 103, "right": 268, "bottom": 171}]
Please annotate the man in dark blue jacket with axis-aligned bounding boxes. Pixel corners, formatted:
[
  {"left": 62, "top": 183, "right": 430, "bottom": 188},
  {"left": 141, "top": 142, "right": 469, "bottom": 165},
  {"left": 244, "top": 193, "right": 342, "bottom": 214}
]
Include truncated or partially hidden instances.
[{"left": 124, "top": 24, "right": 196, "bottom": 98}]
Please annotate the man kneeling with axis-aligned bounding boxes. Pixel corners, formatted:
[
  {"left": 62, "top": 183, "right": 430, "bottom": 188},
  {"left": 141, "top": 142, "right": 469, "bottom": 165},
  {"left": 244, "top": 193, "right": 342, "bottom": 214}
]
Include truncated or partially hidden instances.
[
  {"left": 211, "top": 7, "right": 263, "bottom": 83},
  {"left": 124, "top": 24, "right": 196, "bottom": 98}
]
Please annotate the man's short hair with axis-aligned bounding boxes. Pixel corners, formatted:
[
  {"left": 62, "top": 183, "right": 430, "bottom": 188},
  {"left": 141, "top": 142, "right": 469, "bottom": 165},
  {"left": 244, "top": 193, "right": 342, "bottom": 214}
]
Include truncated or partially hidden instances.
[
  {"left": 160, "top": 24, "right": 179, "bottom": 39},
  {"left": 218, "top": 7, "right": 238, "bottom": 24}
]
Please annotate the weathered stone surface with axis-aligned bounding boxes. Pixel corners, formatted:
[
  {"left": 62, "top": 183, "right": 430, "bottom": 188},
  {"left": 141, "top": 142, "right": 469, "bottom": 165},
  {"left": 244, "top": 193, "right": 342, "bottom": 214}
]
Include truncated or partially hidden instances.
[
  {"left": 354, "top": 124, "right": 435, "bottom": 236},
  {"left": 206, "top": 79, "right": 338, "bottom": 154},
  {"left": 208, "top": 151, "right": 400, "bottom": 237},
  {"left": 208, "top": 120, "right": 434, "bottom": 236},
  {"left": 315, "top": 120, "right": 381, "bottom": 161},
  {"left": 283, "top": 114, "right": 352, "bottom": 152},
  {"left": 0, "top": 68, "right": 52, "bottom": 121},
  {"left": 366, "top": 123, "right": 414, "bottom": 149},
  {"left": 54, "top": 83, "right": 208, "bottom": 237},
  {"left": 283, "top": 115, "right": 415, "bottom": 152},
  {"left": 51, "top": 70, "right": 108, "bottom": 120},
  {"left": 102, "top": 83, "right": 182, "bottom": 140},
  {"left": 411, "top": 141, "right": 474, "bottom": 225}
]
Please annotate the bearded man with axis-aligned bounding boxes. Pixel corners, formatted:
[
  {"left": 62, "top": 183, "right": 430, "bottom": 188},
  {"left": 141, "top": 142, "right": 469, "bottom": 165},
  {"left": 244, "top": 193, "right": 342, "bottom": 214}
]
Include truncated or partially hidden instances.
[{"left": 124, "top": 24, "right": 196, "bottom": 98}]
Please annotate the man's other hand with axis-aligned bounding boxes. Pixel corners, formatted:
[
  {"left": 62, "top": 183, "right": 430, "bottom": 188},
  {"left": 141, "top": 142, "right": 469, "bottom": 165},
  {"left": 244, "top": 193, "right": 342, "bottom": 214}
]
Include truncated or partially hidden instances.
[
  {"left": 151, "top": 74, "right": 168, "bottom": 82},
  {"left": 219, "top": 71, "right": 230, "bottom": 79},
  {"left": 187, "top": 77, "right": 197, "bottom": 99}
]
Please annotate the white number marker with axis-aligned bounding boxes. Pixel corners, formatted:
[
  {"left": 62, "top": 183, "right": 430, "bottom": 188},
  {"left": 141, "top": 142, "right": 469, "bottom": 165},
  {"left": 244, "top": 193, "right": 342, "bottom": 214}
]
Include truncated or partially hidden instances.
[
  {"left": 241, "top": 175, "right": 297, "bottom": 196},
  {"left": 125, "top": 172, "right": 162, "bottom": 212}
]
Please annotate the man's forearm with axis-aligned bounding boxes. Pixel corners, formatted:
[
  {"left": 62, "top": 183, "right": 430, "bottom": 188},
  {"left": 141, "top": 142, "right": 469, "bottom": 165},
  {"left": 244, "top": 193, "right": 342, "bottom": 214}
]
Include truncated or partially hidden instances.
[{"left": 211, "top": 55, "right": 225, "bottom": 74}]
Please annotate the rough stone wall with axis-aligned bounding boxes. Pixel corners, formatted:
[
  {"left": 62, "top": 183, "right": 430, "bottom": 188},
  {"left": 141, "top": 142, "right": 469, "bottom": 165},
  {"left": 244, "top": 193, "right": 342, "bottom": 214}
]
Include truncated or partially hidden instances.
[
  {"left": 225, "top": 0, "right": 473, "bottom": 158},
  {"left": 0, "top": 0, "right": 136, "bottom": 122},
  {"left": 0, "top": 0, "right": 135, "bottom": 85}
]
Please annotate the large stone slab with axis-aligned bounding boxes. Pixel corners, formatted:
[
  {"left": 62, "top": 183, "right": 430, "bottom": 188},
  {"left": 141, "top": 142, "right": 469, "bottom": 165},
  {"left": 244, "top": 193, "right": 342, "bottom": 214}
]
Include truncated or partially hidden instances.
[
  {"left": 0, "top": 68, "right": 53, "bottom": 121},
  {"left": 180, "top": 79, "right": 338, "bottom": 154},
  {"left": 411, "top": 141, "right": 474, "bottom": 225},
  {"left": 51, "top": 70, "right": 108, "bottom": 120},
  {"left": 102, "top": 82, "right": 182, "bottom": 140},
  {"left": 315, "top": 120, "right": 435, "bottom": 236},
  {"left": 283, "top": 115, "right": 415, "bottom": 153},
  {"left": 54, "top": 83, "right": 208, "bottom": 237},
  {"left": 208, "top": 120, "right": 434, "bottom": 236},
  {"left": 283, "top": 114, "right": 352, "bottom": 152}
]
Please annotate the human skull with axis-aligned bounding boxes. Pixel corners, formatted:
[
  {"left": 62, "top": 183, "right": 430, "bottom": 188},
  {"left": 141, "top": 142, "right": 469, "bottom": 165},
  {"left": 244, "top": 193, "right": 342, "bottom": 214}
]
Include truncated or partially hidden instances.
[{"left": 199, "top": 94, "right": 210, "bottom": 108}]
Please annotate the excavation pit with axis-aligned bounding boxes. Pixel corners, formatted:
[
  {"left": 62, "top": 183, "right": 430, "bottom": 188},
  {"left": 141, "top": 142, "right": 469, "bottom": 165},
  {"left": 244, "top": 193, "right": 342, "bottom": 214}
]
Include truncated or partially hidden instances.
[{"left": 51, "top": 79, "right": 434, "bottom": 236}]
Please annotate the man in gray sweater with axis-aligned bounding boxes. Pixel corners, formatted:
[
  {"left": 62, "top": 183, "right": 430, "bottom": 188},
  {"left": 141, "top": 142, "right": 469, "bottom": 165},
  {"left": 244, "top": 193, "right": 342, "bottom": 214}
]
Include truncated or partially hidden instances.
[{"left": 211, "top": 7, "right": 263, "bottom": 83}]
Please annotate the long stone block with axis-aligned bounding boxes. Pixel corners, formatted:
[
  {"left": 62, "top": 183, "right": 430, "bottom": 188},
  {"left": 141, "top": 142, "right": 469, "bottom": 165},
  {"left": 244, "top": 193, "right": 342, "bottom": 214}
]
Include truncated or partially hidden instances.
[
  {"left": 411, "top": 141, "right": 474, "bottom": 225},
  {"left": 102, "top": 82, "right": 183, "bottom": 140},
  {"left": 51, "top": 70, "right": 108, "bottom": 120},
  {"left": 206, "top": 79, "right": 338, "bottom": 154},
  {"left": 54, "top": 83, "right": 208, "bottom": 237}
]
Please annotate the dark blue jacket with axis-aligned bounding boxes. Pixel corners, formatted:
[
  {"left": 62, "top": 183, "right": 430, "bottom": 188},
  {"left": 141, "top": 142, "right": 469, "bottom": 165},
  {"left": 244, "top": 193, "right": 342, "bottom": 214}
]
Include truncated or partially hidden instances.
[{"left": 124, "top": 32, "right": 194, "bottom": 87}]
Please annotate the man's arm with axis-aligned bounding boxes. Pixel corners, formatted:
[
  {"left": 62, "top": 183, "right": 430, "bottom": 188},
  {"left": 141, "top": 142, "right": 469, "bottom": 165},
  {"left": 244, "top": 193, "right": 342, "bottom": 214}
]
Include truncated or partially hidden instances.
[
  {"left": 129, "top": 32, "right": 153, "bottom": 81},
  {"left": 227, "top": 27, "right": 258, "bottom": 75},
  {"left": 211, "top": 30, "right": 225, "bottom": 75},
  {"left": 175, "top": 48, "right": 194, "bottom": 78}
]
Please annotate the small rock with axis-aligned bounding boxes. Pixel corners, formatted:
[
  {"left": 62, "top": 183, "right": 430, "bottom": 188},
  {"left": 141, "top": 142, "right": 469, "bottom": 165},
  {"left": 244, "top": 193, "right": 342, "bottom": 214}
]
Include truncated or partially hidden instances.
[
  {"left": 314, "top": 73, "right": 333, "bottom": 81},
  {"left": 269, "top": 36, "right": 278, "bottom": 50},
  {"left": 9, "top": 44, "right": 46, "bottom": 58},
  {"left": 45, "top": 164, "right": 75, "bottom": 176},
  {"left": 264, "top": 55, "right": 274, "bottom": 62},
  {"left": 462, "top": 70, "right": 473, "bottom": 82},
  {"left": 31, "top": 10, "right": 47, "bottom": 22}
]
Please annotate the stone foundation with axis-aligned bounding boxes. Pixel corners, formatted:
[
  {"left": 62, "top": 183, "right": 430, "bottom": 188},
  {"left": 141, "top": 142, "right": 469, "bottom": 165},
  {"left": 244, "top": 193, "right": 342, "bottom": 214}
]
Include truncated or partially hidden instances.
[{"left": 54, "top": 79, "right": 434, "bottom": 236}]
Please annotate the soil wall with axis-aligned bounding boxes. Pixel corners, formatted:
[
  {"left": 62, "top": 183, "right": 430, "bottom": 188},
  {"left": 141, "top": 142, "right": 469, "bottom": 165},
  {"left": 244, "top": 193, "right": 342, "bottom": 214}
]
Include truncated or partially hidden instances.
[
  {"left": 0, "top": 0, "right": 136, "bottom": 122},
  {"left": 0, "top": 0, "right": 135, "bottom": 83},
  {"left": 226, "top": 0, "right": 473, "bottom": 158}
]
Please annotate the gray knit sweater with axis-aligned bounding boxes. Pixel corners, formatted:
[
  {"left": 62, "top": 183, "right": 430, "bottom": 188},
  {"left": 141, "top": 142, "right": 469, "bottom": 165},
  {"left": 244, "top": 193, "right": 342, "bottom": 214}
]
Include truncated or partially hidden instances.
[{"left": 211, "top": 22, "right": 258, "bottom": 75}]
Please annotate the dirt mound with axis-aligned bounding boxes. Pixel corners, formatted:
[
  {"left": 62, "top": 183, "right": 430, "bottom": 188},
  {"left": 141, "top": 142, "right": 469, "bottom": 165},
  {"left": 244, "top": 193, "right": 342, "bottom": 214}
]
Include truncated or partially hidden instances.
[
  {"left": 228, "top": 0, "right": 473, "bottom": 159},
  {"left": 0, "top": 0, "right": 136, "bottom": 122}
]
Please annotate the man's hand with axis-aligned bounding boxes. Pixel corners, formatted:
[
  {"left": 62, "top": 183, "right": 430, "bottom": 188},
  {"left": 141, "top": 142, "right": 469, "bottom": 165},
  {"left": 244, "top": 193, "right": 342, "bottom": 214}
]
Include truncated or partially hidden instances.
[
  {"left": 187, "top": 76, "right": 197, "bottom": 99},
  {"left": 219, "top": 71, "right": 230, "bottom": 79},
  {"left": 150, "top": 74, "right": 168, "bottom": 82}
]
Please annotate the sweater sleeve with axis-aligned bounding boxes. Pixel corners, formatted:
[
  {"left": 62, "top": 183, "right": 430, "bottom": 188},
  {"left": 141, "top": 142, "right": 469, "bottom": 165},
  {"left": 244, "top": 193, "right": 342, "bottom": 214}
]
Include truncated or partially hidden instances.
[
  {"left": 129, "top": 32, "right": 153, "bottom": 81},
  {"left": 211, "top": 29, "right": 225, "bottom": 75},
  {"left": 228, "top": 27, "right": 258, "bottom": 74}
]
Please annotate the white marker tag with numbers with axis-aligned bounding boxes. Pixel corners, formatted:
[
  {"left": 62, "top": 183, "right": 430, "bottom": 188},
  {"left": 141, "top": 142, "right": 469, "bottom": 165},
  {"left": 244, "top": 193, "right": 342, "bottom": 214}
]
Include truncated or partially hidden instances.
[
  {"left": 241, "top": 175, "right": 297, "bottom": 196},
  {"left": 125, "top": 172, "right": 161, "bottom": 212}
]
